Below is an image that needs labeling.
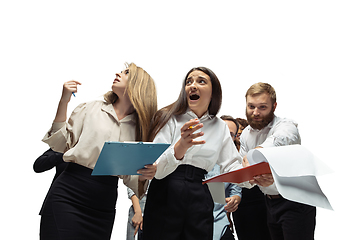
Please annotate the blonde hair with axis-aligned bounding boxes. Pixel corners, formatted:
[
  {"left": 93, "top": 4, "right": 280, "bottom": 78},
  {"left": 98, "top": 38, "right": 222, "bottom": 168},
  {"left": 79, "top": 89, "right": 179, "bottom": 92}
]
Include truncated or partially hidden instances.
[
  {"left": 245, "top": 82, "right": 276, "bottom": 104},
  {"left": 104, "top": 63, "right": 157, "bottom": 141}
]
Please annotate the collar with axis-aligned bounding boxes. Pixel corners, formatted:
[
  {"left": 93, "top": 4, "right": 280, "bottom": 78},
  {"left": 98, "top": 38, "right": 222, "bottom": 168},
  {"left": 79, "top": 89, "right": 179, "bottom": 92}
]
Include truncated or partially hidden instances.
[
  {"left": 101, "top": 102, "right": 136, "bottom": 123},
  {"left": 185, "top": 108, "right": 214, "bottom": 121}
]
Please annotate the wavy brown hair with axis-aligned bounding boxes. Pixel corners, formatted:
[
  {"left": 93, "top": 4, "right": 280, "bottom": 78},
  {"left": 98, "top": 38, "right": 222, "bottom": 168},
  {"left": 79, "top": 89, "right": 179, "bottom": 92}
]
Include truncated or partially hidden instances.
[
  {"left": 148, "top": 66, "right": 222, "bottom": 141},
  {"left": 245, "top": 82, "right": 276, "bottom": 104},
  {"left": 104, "top": 63, "right": 157, "bottom": 141}
]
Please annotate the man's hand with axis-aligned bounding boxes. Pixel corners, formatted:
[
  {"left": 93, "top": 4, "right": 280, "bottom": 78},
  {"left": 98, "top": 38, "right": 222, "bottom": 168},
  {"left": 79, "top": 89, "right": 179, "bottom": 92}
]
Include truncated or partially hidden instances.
[
  {"left": 242, "top": 155, "right": 250, "bottom": 167},
  {"left": 250, "top": 173, "right": 274, "bottom": 187}
]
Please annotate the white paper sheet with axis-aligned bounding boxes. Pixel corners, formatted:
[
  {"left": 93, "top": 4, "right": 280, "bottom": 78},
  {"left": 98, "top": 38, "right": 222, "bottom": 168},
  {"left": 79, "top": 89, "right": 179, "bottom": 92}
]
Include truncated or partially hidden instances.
[
  {"left": 207, "top": 182, "right": 226, "bottom": 204},
  {"left": 247, "top": 145, "right": 333, "bottom": 210}
]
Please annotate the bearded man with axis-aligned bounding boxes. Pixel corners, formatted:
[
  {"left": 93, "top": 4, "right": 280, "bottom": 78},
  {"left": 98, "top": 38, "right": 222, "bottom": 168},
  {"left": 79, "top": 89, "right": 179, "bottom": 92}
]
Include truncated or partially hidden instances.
[{"left": 240, "top": 82, "right": 316, "bottom": 240}]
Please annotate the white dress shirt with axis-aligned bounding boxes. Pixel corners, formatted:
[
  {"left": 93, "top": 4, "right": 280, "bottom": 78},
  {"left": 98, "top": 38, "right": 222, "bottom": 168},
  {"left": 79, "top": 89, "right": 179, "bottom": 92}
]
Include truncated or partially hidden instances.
[
  {"left": 42, "top": 100, "right": 147, "bottom": 198},
  {"left": 153, "top": 109, "right": 250, "bottom": 188},
  {"left": 239, "top": 115, "right": 301, "bottom": 195}
]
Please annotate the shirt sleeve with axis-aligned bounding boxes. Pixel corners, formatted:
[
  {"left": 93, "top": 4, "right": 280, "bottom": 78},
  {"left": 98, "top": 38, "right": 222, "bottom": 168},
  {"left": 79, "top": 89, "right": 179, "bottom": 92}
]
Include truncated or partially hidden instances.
[
  {"left": 33, "top": 148, "right": 64, "bottom": 173},
  {"left": 42, "top": 102, "right": 87, "bottom": 153},
  {"left": 120, "top": 175, "right": 149, "bottom": 200},
  {"left": 239, "top": 131, "right": 249, "bottom": 158},
  {"left": 217, "top": 124, "right": 253, "bottom": 189},
  {"left": 217, "top": 124, "right": 243, "bottom": 173},
  {"left": 260, "top": 120, "right": 301, "bottom": 148},
  {"left": 127, "top": 187, "right": 136, "bottom": 199},
  {"left": 153, "top": 119, "right": 182, "bottom": 179},
  {"left": 225, "top": 182, "right": 242, "bottom": 198}
]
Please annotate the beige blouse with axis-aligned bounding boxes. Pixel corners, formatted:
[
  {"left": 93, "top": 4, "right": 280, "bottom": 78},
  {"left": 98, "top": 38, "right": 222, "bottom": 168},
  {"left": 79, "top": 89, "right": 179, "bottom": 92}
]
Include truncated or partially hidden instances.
[{"left": 42, "top": 100, "right": 148, "bottom": 198}]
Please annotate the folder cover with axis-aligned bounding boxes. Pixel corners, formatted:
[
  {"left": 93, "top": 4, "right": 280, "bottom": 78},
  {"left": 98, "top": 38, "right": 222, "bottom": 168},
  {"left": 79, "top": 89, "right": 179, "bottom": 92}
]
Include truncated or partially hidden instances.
[
  {"left": 92, "top": 141, "right": 170, "bottom": 176},
  {"left": 203, "top": 162, "right": 271, "bottom": 184}
]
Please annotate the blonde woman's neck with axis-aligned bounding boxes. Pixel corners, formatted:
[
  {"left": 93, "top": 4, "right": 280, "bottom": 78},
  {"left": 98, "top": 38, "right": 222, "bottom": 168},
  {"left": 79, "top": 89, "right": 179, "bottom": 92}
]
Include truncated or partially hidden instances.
[{"left": 112, "top": 94, "right": 135, "bottom": 121}]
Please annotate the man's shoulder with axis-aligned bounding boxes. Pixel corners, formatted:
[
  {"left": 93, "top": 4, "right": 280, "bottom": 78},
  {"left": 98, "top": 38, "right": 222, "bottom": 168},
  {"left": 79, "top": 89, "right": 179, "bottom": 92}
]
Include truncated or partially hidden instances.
[{"left": 272, "top": 116, "right": 298, "bottom": 128}]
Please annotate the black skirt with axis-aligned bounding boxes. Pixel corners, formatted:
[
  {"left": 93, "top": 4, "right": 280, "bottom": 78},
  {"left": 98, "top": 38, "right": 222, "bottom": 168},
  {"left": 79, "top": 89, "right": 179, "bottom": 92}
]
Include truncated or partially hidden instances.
[
  {"left": 40, "top": 163, "right": 118, "bottom": 240},
  {"left": 143, "top": 164, "right": 214, "bottom": 240}
]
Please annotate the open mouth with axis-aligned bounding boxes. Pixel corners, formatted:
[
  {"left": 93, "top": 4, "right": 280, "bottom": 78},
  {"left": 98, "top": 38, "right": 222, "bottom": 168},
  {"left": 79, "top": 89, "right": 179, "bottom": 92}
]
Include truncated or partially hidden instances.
[{"left": 189, "top": 94, "right": 200, "bottom": 100}]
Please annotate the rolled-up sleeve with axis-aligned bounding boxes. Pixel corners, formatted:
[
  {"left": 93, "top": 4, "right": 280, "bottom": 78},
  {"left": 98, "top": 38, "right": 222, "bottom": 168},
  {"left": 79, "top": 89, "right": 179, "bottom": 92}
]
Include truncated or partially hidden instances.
[
  {"left": 42, "top": 103, "right": 87, "bottom": 153},
  {"left": 121, "top": 175, "right": 149, "bottom": 200},
  {"left": 127, "top": 187, "right": 135, "bottom": 199},
  {"left": 225, "top": 182, "right": 242, "bottom": 198}
]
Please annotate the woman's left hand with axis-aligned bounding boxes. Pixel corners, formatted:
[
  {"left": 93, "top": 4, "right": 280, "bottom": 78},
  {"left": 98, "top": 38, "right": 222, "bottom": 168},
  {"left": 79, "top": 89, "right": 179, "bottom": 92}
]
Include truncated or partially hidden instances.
[{"left": 138, "top": 163, "right": 157, "bottom": 181}]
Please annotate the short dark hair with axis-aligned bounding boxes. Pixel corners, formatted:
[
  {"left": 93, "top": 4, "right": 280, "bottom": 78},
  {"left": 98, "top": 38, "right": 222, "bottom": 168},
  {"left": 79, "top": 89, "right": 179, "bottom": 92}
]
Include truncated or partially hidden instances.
[
  {"left": 220, "top": 115, "right": 239, "bottom": 134},
  {"left": 236, "top": 118, "right": 249, "bottom": 129}
]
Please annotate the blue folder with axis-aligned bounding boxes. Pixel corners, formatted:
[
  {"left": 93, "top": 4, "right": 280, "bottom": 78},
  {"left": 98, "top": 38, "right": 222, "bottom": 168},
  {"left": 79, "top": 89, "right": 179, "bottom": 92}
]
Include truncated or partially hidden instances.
[{"left": 92, "top": 141, "right": 170, "bottom": 176}]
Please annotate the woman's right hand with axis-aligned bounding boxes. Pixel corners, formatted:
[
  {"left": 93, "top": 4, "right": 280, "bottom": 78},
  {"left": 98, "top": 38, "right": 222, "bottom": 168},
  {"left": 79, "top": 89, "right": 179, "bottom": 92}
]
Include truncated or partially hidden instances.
[
  {"left": 54, "top": 80, "right": 81, "bottom": 122},
  {"left": 60, "top": 80, "right": 81, "bottom": 103},
  {"left": 174, "top": 118, "right": 205, "bottom": 160},
  {"left": 132, "top": 211, "right": 143, "bottom": 236}
]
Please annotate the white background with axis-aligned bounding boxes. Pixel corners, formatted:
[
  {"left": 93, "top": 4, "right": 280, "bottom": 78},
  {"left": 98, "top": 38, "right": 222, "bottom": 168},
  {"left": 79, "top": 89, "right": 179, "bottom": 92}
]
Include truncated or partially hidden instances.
[{"left": 1, "top": 0, "right": 359, "bottom": 239}]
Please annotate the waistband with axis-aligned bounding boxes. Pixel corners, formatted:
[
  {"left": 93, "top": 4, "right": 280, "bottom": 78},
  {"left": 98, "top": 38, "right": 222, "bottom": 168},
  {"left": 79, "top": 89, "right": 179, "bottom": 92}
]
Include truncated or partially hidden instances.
[
  {"left": 65, "top": 162, "right": 118, "bottom": 186},
  {"left": 266, "top": 194, "right": 282, "bottom": 200},
  {"left": 167, "top": 164, "right": 207, "bottom": 182}
]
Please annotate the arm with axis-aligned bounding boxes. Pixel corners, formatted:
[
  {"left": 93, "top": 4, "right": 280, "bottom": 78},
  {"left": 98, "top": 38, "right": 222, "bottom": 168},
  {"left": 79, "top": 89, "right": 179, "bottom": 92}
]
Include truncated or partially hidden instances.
[
  {"left": 216, "top": 123, "right": 245, "bottom": 174},
  {"left": 174, "top": 118, "right": 205, "bottom": 160},
  {"left": 33, "top": 148, "right": 64, "bottom": 173},
  {"left": 260, "top": 120, "right": 301, "bottom": 148},
  {"left": 154, "top": 118, "right": 205, "bottom": 179},
  {"left": 120, "top": 175, "right": 149, "bottom": 200},
  {"left": 224, "top": 183, "right": 242, "bottom": 212},
  {"left": 54, "top": 80, "right": 81, "bottom": 123},
  {"left": 243, "top": 121, "right": 300, "bottom": 187},
  {"left": 130, "top": 194, "right": 143, "bottom": 236},
  {"left": 42, "top": 81, "right": 83, "bottom": 153}
]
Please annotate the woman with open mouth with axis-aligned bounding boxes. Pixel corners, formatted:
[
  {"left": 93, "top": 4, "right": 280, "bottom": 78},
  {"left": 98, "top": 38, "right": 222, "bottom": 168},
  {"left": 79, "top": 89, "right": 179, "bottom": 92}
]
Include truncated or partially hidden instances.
[{"left": 142, "top": 67, "right": 270, "bottom": 240}]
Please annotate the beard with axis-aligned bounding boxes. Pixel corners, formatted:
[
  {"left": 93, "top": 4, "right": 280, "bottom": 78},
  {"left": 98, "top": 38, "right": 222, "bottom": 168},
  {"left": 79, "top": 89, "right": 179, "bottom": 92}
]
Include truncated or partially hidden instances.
[{"left": 246, "top": 109, "right": 275, "bottom": 130}]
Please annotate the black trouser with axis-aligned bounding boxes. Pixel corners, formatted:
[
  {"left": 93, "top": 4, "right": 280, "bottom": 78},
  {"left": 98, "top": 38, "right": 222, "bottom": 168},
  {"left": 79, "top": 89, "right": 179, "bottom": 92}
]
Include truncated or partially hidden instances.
[
  {"left": 220, "top": 226, "right": 235, "bottom": 240},
  {"left": 265, "top": 195, "right": 316, "bottom": 240},
  {"left": 233, "top": 186, "right": 271, "bottom": 240},
  {"left": 143, "top": 165, "right": 214, "bottom": 240}
]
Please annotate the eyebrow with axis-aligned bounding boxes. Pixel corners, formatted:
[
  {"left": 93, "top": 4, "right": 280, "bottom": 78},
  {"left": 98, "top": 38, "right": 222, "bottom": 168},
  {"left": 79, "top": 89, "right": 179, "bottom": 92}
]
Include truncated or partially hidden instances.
[{"left": 247, "top": 102, "right": 269, "bottom": 106}]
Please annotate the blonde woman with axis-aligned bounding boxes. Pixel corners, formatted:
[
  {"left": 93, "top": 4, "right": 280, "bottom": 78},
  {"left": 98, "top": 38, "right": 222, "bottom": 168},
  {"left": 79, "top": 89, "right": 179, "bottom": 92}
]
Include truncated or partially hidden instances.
[{"left": 41, "top": 63, "right": 157, "bottom": 239}]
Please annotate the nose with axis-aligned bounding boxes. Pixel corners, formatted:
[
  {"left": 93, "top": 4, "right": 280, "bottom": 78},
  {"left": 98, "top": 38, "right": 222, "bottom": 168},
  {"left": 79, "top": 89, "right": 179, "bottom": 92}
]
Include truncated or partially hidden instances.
[
  {"left": 115, "top": 73, "right": 121, "bottom": 78},
  {"left": 253, "top": 108, "right": 260, "bottom": 116},
  {"left": 189, "top": 82, "right": 197, "bottom": 90}
]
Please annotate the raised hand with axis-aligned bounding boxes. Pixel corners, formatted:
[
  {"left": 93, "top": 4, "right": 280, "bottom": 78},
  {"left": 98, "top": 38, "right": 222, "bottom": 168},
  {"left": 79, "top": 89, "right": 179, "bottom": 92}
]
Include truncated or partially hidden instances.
[
  {"left": 60, "top": 80, "right": 81, "bottom": 103},
  {"left": 174, "top": 118, "right": 205, "bottom": 160},
  {"left": 54, "top": 80, "right": 81, "bottom": 122}
]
